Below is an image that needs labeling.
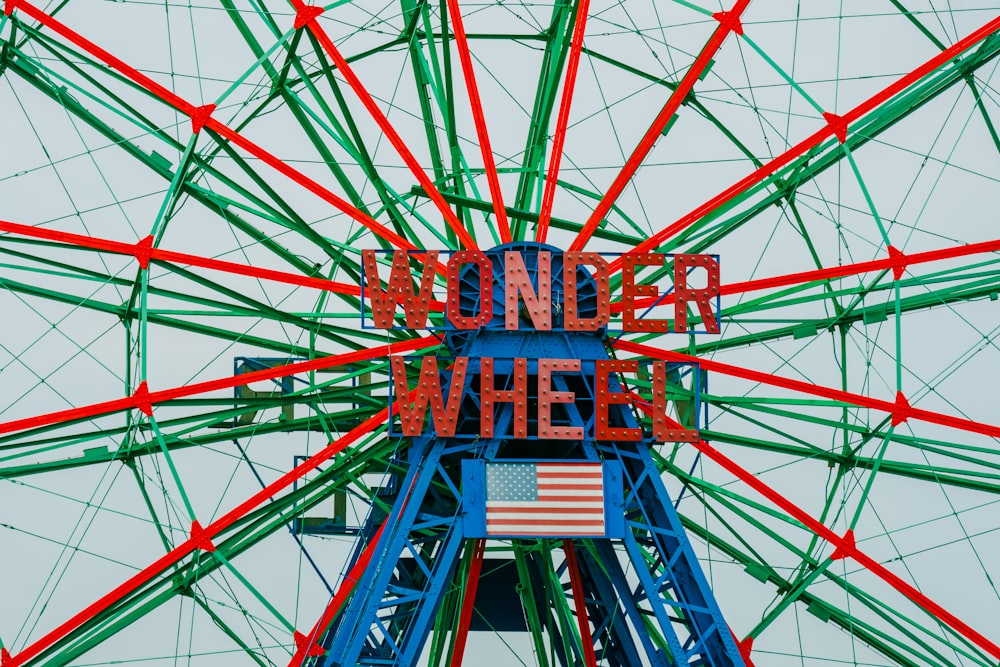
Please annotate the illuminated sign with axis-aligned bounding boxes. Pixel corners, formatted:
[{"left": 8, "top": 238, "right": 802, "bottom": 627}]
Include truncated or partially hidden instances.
[
  {"left": 362, "top": 247, "right": 719, "bottom": 442},
  {"left": 360, "top": 249, "right": 721, "bottom": 333},
  {"left": 385, "top": 356, "right": 703, "bottom": 441}
]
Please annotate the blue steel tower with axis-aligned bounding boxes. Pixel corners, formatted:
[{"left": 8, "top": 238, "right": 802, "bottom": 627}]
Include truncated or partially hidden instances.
[{"left": 312, "top": 244, "right": 746, "bottom": 667}]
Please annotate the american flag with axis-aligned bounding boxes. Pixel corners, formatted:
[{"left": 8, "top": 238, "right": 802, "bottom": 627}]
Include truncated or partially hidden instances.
[{"left": 485, "top": 462, "right": 605, "bottom": 536}]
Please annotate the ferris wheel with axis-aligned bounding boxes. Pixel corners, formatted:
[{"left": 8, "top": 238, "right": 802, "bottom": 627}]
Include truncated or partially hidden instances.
[{"left": 2, "top": 0, "right": 1000, "bottom": 665}]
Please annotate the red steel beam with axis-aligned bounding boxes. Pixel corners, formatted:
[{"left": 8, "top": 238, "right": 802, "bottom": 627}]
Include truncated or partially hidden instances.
[
  {"left": 695, "top": 431, "right": 1000, "bottom": 661},
  {"left": 0, "top": 220, "right": 453, "bottom": 311},
  {"left": 451, "top": 538, "right": 486, "bottom": 667},
  {"left": 613, "top": 338, "right": 1000, "bottom": 445},
  {"left": 0, "top": 336, "right": 439, "bottom": 437},
  {"left": 288, "top": 455, "right": 432, "bottom": 664},
  {"left": 290, "top": 0, "right": 479, "bottom": 251},
  {"left": 562, "top": 539, "right": 598, "bottom": 667},
  {"left": 535, "top": 0, "right": 591, "bottom": 244},
  {"left": 719, "top": 239, "right": 1000, "bottom": 296},
  {"left": 6, "top": 0, "right": 419, "bottom": 253},
  {"left": 568, "top": 0, "right": 751, "bottom": 252},
  {"left": 6, "top": 407, "right": 395, "bottom": 666},
  {"left": 624, "top": 388, "right": 1000, "bottom": 660},
  {"left": 0, "top": 220, "right": 363, "bottom": 296},
  {"left": 287, "top": 520, "right": 389, "bottom": 666},
  {"left": 605, "top": 14, "right": 1000, "bottom": 271},
  {"left": 608, "top": 238, "right": 1000, "bottom": 312},
  {"left": 445, "top": 0, "right": 511, "bottom": 244}
]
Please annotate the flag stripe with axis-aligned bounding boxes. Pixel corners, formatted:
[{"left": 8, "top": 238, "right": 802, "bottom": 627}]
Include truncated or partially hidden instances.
[
  {"left": 538, "top": 471, "right": 602, "bottom": 478},
  {"left": 485, "top": 462, "right": 605, "bottom": 537},
  {"left": 487, "top": 519, "right": 605, "bottom": 526},
  {"left": 487, "top": 527, "right": 606, "bottom": 535},
  {"left": 539, "top": 485, "right": 602, "bottom": 492},
  {"left": 537, "top": 494, "right": 603, "bottom": 501},
  {"left": 487, "top": 501, "right": 604, "bottom": 509},
  {"left": 486, "top": 507, "right": 604, "bottom": 521}
]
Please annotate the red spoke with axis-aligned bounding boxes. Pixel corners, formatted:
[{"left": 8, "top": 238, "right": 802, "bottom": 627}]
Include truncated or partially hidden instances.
[
  {"left": 451, "top": 538, "right": 486, "bottom": 667},
  {"left": 288, "top": 520, "right": 388, "bottom": 666},
  {"left": 535, "top": 0, "right": 590, "bottom": 244},
  {"left": 0, "top": 220, "right": 363, "bottom": 296},
  {"left": 207, "top": 123, "right": 418, "bottom": 252},
  {"left": 625, "top": 385, "right": 1000, "bottom": 660},
  {"left": 8, "top": 0, "right": 418, "bottom": 253},
  {"left": 614, "top": 339, "right": 1000, "bottom": 441},
  {"left": 608, "top": 238, "right": 1000, "bottom": 312},
  {"left": 6, "top": 408, "right": 394, "bottom": 667},
  {"left": 718, "top": 239, "right": 1000, "bottom": 297},
  {"left": 605, "top": 13, "right": 1000, "bottom": 272},
  {"left": 0, "top": 220, "right": 447, "bottom": 308},
  {"left": 290, "top": 442, "right": 425, "bottom": 665},
  {"left": 693, "top": 432, "right": 1000, "bottom": 660},
  {"left": 445, "top": 0, "right": 511, "bottom": 244},
  {"left": 568, "top": 0, "right": 751, "bottom": 252},
  {"left": 291, "top": 1, "right": 479, "bottom": 251},
  {"left": 563, "top": 540, "right": 598, "bottom": 667},
  {"left": 0, "top": 337, "right": 439, "bottom": 437},
  {"left": 6, "top": 0, "right": 187, "bottom": 108}
]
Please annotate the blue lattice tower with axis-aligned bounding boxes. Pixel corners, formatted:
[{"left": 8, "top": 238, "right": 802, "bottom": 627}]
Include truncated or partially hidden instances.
[{"left": 312, "top": 244, "right": 746, "bottom": 667}]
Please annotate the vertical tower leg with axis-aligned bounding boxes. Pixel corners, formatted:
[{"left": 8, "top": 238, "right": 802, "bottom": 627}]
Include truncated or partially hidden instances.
[
  {"left": 600, "top": 440, "right": 744, "bottom": 666},
  {"left": 318, "top": 436, "right": 465, "bottom": 666}
]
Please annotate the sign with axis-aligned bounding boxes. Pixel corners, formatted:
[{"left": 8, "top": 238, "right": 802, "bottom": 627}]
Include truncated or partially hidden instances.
[
  {"left": 387, "top": 356, "right": 703, "bottom": 441},
  {"left": 462, "top": 460, "right": 625, "bottom": 538},
  {"left": 360, "top": 249, "right": 721, "bottom": 334},
  {"left": 364, "top": 244, "right": 717, "bottom": 449}
]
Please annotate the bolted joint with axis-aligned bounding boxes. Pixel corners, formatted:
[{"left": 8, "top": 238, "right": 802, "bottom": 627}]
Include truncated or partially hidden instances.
[
  {"left": 133, "top": 235, "right": 155, "bottom": 270},
  {"left": 132, "top": 380, "right": 154, "bottom": 416},
  {"left": 189, "top": 104, "right": 216, "bottom": 134},
  {"left": 712, "top": 10, "right": 743, "bottom": 35},
  {"left": 822, "top": 111, "right": 848, "bottom": 143},
  {"left": 294, "top": 4, "right": 324, "bottom": 29}
]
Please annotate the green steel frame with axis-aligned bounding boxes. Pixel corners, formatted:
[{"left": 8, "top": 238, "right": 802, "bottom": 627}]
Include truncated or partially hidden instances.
[{"left": 1, "top": 1, "right": 1000, "bottom": 665}]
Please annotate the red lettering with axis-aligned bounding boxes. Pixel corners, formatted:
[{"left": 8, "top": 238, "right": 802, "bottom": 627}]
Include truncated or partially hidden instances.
[
  {"left": 505, "top": 251, "right": 551, "bottom": 330},
  {"left": 537, "top": 359, "right": 583, "bottom": 440},
  {"left": 363, "top": 250, "right": 437, "bottom": 329},
  {"left": 674, "top": 254, "right": 720, "bottom": 333},
  {"left": 390, "top": 356, "right": 468, "bottom": 437},
  {"left": 563, "top": 252, "right": 610, "bottom": 331},
  {"left": 480, "top": 358, "right": 528, "bottom": 438},
  {"left": 595, "top": 360, "right": 641, "bottom": 441},
  {"left": 621, "top": 253, "right": 670, "bottom": 332},
  {"left": 447, "top": 250, "right": 494, "bottom": 330},
  {"left": 652, "top": 362, "right": 699, "bottom": 442}
]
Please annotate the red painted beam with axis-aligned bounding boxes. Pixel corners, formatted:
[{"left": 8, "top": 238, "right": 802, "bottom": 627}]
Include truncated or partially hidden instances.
[
  {"left": 562, "top": 539, "right": 598, "bottom": 667},
  {"left": 0, "top": 336, "right": 439, "bottom": 437},
  {"left": 693, "top": 434, "right": 1000, "bottom": 661},
  {"left": 0, "top": 220, "right": 362, "bottom": 296},
  {"left": 605, "top": 14, "right": 1000, "bottom": 271},
  {"left": 613, "top": 338, "right": 1000, "bottom": 441},
  {"left": 719, "top": 240, "right": 1000, "bottom": 296},
  {"left": 445, "top": 0, "right": 511, "bottom": 244},
  {"left": 9, "top": 0, "right": 419, "bottom": 254},
  {"left": 625, "top": 393, "right": 1000, "bottom": 660},
  {"left": 0, "top": 220, "right": 441, "bottom": 311},
  {"left": 451, "top": 538, "right": 486, "bottom": 667},
  {"left": 207, "top": 121, "right": 419, "bottom": 253},
  {"left": 6, "top": 407, "right": 395, "bottom": 666},
  {"left": 291, "top": 1, "right": 479, "bottom": 251},
  {"left": 536, "top": 0, "right": 591, "bottom": 244},
  {"left": 287, "top": 521, "right": 388, "bottom": 666},
  {"left": 608, "top": 238, "right": 1000, "bottom": 312},
  {"left": 569, "top": 0, "right": 751, "bottom": 252}
]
